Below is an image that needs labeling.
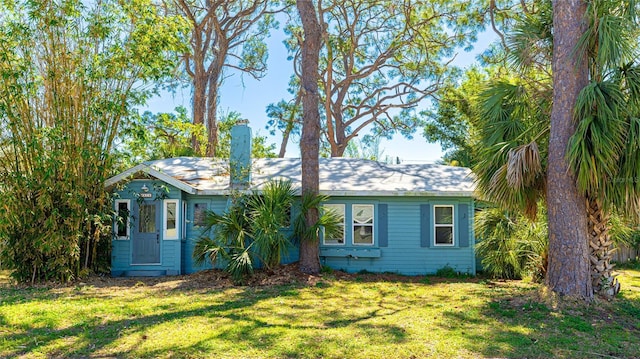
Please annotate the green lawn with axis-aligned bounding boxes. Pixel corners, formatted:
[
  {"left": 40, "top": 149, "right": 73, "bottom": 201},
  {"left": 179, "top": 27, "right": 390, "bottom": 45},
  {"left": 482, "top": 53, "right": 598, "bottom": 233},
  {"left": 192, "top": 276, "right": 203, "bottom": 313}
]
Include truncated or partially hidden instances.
[{"left": 1, "top": 267, "right": 639, "bottom": 359}]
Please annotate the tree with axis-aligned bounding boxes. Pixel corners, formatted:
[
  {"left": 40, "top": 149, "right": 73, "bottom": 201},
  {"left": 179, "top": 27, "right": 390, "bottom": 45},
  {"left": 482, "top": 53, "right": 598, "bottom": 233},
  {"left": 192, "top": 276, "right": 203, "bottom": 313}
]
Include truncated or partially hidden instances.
[
  {"left": 115, "top": 107, "right": 207, "bottom": 170},
  {"left": 281, "top": 0, "right": 484, "bottom": 157},
  {"left": 116, "top": 108, "right": 276, "bottom": 169},
  {"left": 296, "top": 0, "right": 323, "bottom": 274},
  {"left": 464, "top": 0, "right": 640, "bottom": 299},
  {"left": 0, "top": 0, "right": 184, "bottom": 282},
  {"left": 266, "top": 79, "right": 303, "bottom": 157},
  {"left": 545, "top": 0, "right": 592, "bottom": 299},
  {"left": 170, "top": 0, "right": 280, "bottom": 156}
]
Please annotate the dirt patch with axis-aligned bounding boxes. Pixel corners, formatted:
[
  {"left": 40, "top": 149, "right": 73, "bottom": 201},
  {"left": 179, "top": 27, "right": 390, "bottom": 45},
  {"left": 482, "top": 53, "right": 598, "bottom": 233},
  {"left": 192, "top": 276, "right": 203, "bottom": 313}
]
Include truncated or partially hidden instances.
[{"left": 2, "top": 264, "right": 486, "bottom": 291}]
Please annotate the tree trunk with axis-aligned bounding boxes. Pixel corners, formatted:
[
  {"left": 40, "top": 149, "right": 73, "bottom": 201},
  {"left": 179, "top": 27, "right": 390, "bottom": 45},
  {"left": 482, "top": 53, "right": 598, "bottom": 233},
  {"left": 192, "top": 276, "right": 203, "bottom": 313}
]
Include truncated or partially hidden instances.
[
  {"left": 192, "top": 73, "right": 207, "bottom": 154},
  {"left": 296, "top": 0, "right": 322, "bottom": 274},
  {"left": 206, "top": 73, "right": 219, "bottom": 157},
  {"left": 278, "top": 125, "right": 292, "bottom": 157},
  {"left": 546, "top": 0, "right": 592, "bottom": 300},
  {"left": 587, "top": 198, "right": 620, "bottom": 297}
]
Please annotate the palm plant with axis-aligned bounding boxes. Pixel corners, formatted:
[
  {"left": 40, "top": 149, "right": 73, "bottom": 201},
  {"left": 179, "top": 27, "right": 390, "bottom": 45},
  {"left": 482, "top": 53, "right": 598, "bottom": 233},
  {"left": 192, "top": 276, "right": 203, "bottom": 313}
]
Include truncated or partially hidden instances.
[
  {"left": 293, "top": 192, "right": 343, "bottom": 247},
  {"left": 193, "top": 179, "right": 295, "bottom": 282},
  {"left": 193, "top": 179, "right": 342, "bottom": 283},
  {"left": 474, "top": 0, "right": 640, "bottom": 296},
  {"left": 475, "top": 207, "right": 548, "bottom": 280}
]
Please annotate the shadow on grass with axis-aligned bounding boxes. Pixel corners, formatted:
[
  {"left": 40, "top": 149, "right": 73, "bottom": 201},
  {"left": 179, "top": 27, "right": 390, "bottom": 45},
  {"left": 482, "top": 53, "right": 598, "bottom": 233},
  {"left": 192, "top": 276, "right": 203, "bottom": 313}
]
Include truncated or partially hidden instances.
[
  {"left": 437, "top": 286, "right": 640, "bottom": 359},
  {"left": 1, "top": 280, "right": 412, "bottom": 358}
]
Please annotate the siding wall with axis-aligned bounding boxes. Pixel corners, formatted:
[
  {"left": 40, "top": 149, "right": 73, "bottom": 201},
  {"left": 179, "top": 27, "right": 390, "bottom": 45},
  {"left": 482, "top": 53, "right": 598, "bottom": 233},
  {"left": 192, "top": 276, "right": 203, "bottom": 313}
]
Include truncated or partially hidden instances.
[
  {"left": 111, "top": 182, "right": 475, "bottom": 276},
  {"left": 181, "top": 195, "right": 228, "bottom": 274},
  {"left": 181, "top": 195, "right": 300, "bottom": 273},
  {"left": 320, "top": 197, "right": 475, "bottom": 275},
  {"left": 111, "top": 180, "right": 183, "bottom": 276}
]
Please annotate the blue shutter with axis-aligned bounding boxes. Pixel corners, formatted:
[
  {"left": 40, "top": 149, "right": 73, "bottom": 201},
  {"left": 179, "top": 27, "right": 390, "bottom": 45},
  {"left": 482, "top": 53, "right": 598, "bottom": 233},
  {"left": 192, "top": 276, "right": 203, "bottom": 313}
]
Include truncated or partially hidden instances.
[
  {"left": 458, "top": 203, "right": 469, "bottom": 247},
  {"left": 378, "top": 204, "right": 388, "bottom": 247},
  {"left": 420, "top": 204, "right": 430, "bottom": 247}
]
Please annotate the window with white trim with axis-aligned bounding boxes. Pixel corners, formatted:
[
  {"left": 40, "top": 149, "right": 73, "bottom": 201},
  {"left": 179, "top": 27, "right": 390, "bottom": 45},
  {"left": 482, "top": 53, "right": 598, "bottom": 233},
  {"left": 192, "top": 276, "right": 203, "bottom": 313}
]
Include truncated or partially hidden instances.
[
  {"left": 164, "top": 200, "right": 179, "bottom": 239},
  {"left": 322, "top": 204, "right": 345, "bottom": 245},
  {"left": 352, "top": 204, "right": 374, "bottom": 245},
  {"left": 193, "top": 203, "right": 208, "bottom": 227},
  {"left": 434, "top": 205, "right": 454, "bottom": 246},
  {"left": 114, "top": 200, "right": 130, "bottom": 239}
]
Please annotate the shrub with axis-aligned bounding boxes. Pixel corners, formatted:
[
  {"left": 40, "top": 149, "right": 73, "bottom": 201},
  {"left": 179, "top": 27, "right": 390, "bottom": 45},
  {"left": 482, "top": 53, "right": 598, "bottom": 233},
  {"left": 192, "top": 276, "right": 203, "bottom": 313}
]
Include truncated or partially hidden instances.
[
  {"left": 193, "top": 179, "right": 295, "bottom": 283},
  {"left": 475, "top": 207, "right": 548, "bottom": 281}
]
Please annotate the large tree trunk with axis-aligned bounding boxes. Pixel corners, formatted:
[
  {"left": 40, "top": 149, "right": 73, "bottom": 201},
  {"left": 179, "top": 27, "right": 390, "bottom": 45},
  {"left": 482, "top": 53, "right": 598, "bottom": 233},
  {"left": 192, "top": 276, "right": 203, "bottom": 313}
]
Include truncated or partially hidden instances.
[
  {"left": 546, "top": 0, "right": 592, "bottom": 300},
  {"left": 206, "top": 73, "right": 219, "bottom": 157},
  {"left": 296, "top": 0, "right": 322, "bottom": 274},
  {"left": 192, "top": 73, "right": 207, "bottom": 154},
  {"left": 587, "top": 198, "right": 620, "bottom": 297}
]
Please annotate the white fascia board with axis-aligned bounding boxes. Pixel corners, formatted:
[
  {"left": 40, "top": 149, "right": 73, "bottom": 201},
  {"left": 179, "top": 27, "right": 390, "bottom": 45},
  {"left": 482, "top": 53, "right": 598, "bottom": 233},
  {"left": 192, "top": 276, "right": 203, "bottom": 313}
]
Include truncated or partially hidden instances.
[
  {"left": 104, "top": 164, "right": 197, "bottom": 195},
  {"left": 318, "top": 190, "right": 475, "bottom": 197},
  {"left": 192, "top": 189, "right": 474, "bottom": 197},
  {"left": 104, "top": 164, "right": 149, "bottom": 187}
]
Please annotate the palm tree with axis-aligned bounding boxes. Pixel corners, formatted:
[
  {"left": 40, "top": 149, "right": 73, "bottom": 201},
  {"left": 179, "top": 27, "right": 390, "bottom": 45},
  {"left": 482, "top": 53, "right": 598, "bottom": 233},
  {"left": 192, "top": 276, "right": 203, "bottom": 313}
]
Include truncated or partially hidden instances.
[{"left": 474, "top": 0, "right": 640, "bottom": 297}]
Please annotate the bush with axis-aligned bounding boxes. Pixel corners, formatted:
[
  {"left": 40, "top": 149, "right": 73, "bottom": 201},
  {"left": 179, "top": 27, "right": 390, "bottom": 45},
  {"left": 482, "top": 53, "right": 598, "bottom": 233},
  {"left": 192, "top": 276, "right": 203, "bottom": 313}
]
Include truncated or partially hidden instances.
[
  {"left": 193, "top": 179, "right": 295, "bottom": 283},
  {"left": 475, "top": 207, "right": 548, "bottom": 281}
]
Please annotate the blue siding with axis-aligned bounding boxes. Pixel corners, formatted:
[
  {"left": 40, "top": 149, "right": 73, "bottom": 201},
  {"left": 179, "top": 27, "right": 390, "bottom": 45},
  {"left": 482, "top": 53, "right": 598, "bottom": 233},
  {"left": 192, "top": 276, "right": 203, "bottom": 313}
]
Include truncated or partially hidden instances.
[
  {"left": 320, "top": 197, "right": 475, "bottom": 275},
  {"left": 458, "top": 203, "right": 469, "bottom": 247},
  {"left": 111, "top": 180, "right": 183, "bottom": 276},
  {"left": 112, "top": 181, "right": 475, "bottom": 276},
  {"left": 181, "top": 196, "right": 228, "bottom": 274},
  {"left": 420, "top": 204, "right": 430, "bottom": 248},
  {"left": 378, "top": 204, "right": 388, "bottom": 247}
]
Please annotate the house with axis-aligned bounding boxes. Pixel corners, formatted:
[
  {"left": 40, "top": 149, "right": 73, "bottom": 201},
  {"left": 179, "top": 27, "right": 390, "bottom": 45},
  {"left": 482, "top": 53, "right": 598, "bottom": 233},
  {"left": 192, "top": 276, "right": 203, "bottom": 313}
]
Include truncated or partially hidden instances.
[{"left": 106, "top": 122, "right": 476, "bottom": 277}]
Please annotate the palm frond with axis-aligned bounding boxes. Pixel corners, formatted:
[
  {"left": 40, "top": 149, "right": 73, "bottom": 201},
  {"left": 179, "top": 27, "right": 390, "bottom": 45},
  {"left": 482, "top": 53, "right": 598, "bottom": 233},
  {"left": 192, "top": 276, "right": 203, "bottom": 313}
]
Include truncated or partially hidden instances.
[
  {"left": 569, "top": 80, "right": 628, "bottom": 197},
  {"left": 507, "top": 141, "right": 543, "bottom": 190}
]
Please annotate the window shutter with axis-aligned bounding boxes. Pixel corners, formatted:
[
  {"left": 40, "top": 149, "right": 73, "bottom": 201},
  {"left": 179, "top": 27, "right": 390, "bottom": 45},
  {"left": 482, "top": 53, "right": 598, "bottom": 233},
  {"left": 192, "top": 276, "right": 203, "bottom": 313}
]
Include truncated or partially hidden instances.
[
  {"left": 378, "top": 204, "right": 388, "bottom": 247},
  {"left": 420, "top": 204, "right": 430, "bottom": 247},
  {"left": 458, "top": 203, "right": 469, "bottom": 247}
]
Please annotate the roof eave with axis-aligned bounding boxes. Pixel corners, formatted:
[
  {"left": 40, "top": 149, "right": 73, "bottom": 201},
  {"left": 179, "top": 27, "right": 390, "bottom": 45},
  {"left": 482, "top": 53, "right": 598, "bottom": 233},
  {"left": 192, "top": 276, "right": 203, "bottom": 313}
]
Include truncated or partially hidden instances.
[
  {"left": 104, "top": 164, "right": 197, "bottom": 195},
  {"left": 318, "top": 190, "right": 475, "bottom": 197}
]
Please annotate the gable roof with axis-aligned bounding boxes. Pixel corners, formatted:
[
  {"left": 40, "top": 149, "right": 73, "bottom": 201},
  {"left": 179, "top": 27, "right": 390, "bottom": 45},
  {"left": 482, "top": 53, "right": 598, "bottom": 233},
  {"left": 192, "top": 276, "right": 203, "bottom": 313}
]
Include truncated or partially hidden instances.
[{"left": 106, "top": 157, "right": 475, "bottom": 197}]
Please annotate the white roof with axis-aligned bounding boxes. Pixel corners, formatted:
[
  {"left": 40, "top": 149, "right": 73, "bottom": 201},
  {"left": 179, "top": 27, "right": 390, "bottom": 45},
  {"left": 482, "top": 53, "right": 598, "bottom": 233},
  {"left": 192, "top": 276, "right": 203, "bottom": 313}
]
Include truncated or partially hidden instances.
[{"left": 106, "top": 157, "right": 475, "bottom": 197}]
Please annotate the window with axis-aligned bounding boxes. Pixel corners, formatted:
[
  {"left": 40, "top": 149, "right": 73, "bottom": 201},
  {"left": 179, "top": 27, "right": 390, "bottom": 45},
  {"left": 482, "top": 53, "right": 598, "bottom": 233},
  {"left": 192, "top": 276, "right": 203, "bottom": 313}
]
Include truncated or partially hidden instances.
[
  {"left": 434, "top": 205, "right": 454, "bottom": 246},
  {"left": 164, "top": 200, "right": 179, "bottom": 240},
  {"left": 138, "top": 203, "right": 157, "bottom": 233},
  {"left": 114, "top": 200, "right": 130, "bottom": 239},
  {"left": 322, "top": 204, "right": 345, "bottom": 245},
  {"left": 352, "top": 204, "right": 374, "bottom": 245},
  {"left": 282, "top": 204, "right": 292, "bottom": 228},
  {"left": 193, "top": 203, "right": 208, "bottom": 227}
]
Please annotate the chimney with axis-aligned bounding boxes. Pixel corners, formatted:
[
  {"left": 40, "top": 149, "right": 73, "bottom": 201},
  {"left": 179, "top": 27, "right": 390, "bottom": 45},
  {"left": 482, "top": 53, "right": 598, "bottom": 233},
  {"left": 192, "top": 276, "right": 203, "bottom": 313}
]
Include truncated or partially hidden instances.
[{"left": 230, "top": 120, "right": 252, "bottom": 188}]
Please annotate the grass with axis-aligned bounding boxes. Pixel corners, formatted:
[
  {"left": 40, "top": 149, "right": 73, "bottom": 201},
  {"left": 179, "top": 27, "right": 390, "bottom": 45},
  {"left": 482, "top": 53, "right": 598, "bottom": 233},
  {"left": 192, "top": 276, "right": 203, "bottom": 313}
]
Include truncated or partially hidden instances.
[{"left": 1, "top": 269, "right": 639, "bottom": 359}]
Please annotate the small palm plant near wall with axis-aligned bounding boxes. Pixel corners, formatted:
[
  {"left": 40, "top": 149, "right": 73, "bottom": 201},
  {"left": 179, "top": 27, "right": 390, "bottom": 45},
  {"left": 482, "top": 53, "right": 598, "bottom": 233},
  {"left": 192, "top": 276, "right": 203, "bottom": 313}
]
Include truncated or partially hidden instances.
[{"left": 193, "top": 179, "right": 341, "bottom": 283}]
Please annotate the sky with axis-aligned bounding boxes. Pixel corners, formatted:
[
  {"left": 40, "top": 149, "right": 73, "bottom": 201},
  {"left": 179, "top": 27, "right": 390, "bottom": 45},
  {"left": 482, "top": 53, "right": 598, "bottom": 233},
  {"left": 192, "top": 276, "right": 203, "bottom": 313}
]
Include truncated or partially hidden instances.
[{"left": 145, "top": 24, "right": 497, "bottom": 164}]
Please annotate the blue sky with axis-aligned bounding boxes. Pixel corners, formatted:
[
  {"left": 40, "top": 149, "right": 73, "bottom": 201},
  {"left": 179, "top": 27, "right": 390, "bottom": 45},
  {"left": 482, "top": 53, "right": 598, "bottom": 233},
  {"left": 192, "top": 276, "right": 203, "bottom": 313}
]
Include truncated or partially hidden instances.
[{"left": 145, "top": 26, "right": 496, "bottom": 163}]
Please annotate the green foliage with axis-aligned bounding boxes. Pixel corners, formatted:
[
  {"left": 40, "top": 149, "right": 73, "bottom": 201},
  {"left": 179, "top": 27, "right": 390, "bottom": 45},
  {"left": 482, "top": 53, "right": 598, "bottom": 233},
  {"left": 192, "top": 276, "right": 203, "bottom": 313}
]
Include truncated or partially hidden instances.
[
  {"left": 282, "top": 0, "right": 487, "bottom": 156},
  {"left": 115, "top": 106, "right": 207, "bottom": 169},
  {"left": 0, "top": 0, "right": 185, "bottom": 283},
  {"left": 292, "top": 192, "right": 343, "bottom": 244},
  {"left": 193, "top": 179, "right": 295, "bottom": 283},
  {"left": 434, "top": 265, "right": 459, "bottom": 278},
  {"left": 475, "top": 207, "right": 548, "bottom": 281}
]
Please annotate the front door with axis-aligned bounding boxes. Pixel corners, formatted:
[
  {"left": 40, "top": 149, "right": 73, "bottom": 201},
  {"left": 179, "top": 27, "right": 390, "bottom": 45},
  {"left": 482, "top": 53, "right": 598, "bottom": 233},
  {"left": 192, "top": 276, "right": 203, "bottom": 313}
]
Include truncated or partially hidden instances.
[{"left": 132, "top": 200, "right": 161, "bottom": 264}]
